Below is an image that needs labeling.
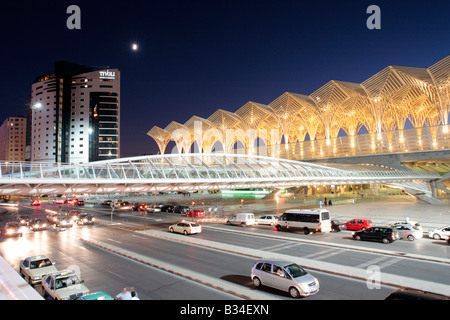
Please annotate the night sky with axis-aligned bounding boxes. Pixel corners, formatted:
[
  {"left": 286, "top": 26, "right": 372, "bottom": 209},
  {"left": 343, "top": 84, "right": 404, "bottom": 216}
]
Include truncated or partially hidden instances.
[{"left": 1, "top": 0, "right": 449, "bottom": 157}]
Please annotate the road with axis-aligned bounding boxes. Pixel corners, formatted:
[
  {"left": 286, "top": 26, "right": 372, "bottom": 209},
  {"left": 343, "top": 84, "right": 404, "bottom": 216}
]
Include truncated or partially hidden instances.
[{"left": 0, "top": 199, "right": 449, "bottom": 300}]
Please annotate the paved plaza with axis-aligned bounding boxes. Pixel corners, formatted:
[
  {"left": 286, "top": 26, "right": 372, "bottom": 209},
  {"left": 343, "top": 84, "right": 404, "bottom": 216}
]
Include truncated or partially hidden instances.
[{"left": 112, "top": 192, "right": 450, "bottom": 233}]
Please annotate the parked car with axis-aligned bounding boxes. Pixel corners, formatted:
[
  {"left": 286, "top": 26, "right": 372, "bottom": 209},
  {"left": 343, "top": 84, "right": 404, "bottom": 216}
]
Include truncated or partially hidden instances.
[
  {"left": 392, "top": 223, "right": 422, "bottom": 241},
  {"left": 187, "top": 209, "right": 206, "bottom": 218},
  {"left": 428, "top": 224, "right": 450, "bottom": 240},
  {"left": 31, "top": 199, "right": 41, "bottom": 206},
  {"left": 102, "top": 200, "right": 112, "bottom": 206},
  {"left": 76, "top": 213, "right": 95, "bottom": 225},
  {"left": 173, "top": 205, "right": 190, "bottom": 214},
  {"left": 53, "top": 197, "right": 64, "bottom": 204},
  {"left": 147, "top": 205, "right": 161, "bottom": 213},
  {"left": 133, "top": 203, "right": 148, "bottom": 211},
  {"left": 251, "top": 260, "right": 319, "bottom": 298},
  {"left": 392, "top": 220, "right": 423, "bottom": 233},
  {"left": 331, "top": 220, "right": 342, "bottom": 232},
  {"left": 227, "top": 213, "right": 256, "bottom": 226},
  {"left": 385, "top": 288, "right": 450, "bottom": 300},
  {"left": 352, "top": 226, "right": 399, "bottom": 244},
  {"left": 169, "top": 221, "right": 202, "bottom": 235},
  {"left": 65, "top": 198, "right": 78, "bottom": 205},
  {"left": 42, "top": 271, "right": 90, "bottom": 300},
  {"left": 29, "top": 219, "right": 47, "bottom": 231},
  {"left": 19, "top": 255, "right": 58, "bottom": 285},
  {"left": 345, "top": 218, "right": 374, "bottom": 231},
  {"left": 1, "top": 222, "right": 23, "bottom": 237},
  {"left": 161, "top": 204, "right": 176, "bottom": 212},
  {"left": 255, "top": 215, "right": 279, "bottom": 226}
]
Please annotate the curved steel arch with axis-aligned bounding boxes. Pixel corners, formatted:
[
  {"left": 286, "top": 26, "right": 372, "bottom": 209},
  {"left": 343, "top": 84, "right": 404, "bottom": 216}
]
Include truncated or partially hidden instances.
[{"left": 0, "top": 153, "right": 440, "bottom": 196}]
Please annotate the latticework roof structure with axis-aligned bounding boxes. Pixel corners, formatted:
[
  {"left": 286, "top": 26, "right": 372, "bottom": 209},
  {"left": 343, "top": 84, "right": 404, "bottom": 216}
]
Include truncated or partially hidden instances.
[{"left": 148, "top": 56, "right": 450, "bottom": 156}]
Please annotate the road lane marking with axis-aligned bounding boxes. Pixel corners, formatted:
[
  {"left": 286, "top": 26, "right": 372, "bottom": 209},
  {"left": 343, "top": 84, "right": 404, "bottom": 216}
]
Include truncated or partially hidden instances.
[
  {"left": 106, "top": 238, "right": 122, "bottom": 244},
  {"left": 105, "top": 269, "right": 125, "bottom": 279},
  {"left": 356, "top": 255, "right": 391, "bottom": 269}
]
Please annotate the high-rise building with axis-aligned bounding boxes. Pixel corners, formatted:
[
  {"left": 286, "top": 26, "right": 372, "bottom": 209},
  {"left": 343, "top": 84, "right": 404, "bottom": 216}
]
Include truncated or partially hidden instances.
[
  {"left": 0, "top": 116, "right": 27, "bottom": 161},
  {"left": 29, "top": 61, "right": 120, "bottom": 163}
]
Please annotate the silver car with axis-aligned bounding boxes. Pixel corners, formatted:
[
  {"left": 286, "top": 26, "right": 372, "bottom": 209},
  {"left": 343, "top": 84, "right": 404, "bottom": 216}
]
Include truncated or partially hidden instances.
[
  {"left": 429, "top": 225, "right": 450, "bottom": 240},
  {"left": 19, "top": 255, "right": 58, "bottom": 285},
  {"left": 255, "top": 215, "right": 279, "bottom": 226},
  {"left": 251, "top": 260, "right": 319, "bottom": 298},
  {"left": 393, "top": 223, "right": 423, "bottom": 241}
]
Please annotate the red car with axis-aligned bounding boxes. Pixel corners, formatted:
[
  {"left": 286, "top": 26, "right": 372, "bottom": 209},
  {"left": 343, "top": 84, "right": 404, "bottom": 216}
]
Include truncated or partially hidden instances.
[
  {"left": 345, "top": 218, "right": 374, "bottom": 231},
  {"left": 31, "top": 199, "right": 41, "bottom": 206},
  {"left": 186, "top": 209, "right": 205, "bottom": 218},
  {"left": 66, "top": 198, "right": 78, "bottom": 205}
]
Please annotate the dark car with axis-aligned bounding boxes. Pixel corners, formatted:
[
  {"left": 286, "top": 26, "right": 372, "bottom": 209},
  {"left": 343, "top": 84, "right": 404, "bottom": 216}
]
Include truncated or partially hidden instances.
[
  {"left": 77, "top": 213, "right": 95, "bottom": 225},
  {"left": 47, "top": 213, "right": 60, "bottom": 225},
  {"left": 447, "top": 237, "right": 450, "bottom": 245},
  {"left": 385, "top": 288, "right": 450, "bottom": 300},
  {"left": 133, "top": 203, "right": 148, "bottom": 211},
  {"left": 160, "top": 204, "right": 176, "bottom": 212},
  {"left": 331, "top": 220, "right": 342, "bottom": 232},
  {"left": 76, "top": 199, "right": 85, "bottom": 206},
  {"left": 173, "top": 205, "right": 190, "bottom": 214},
  {"left": 29, "top": 219, "right": 47, "bottom": 231},
  {"left": 102, "top": 200, "right": 112, "bottom": 206},
  {"left": 352, "top": 226, "right": 398, "bottom": 244},
  {"left": 17, "top": 215, "right": 31, "bottom": 226}
]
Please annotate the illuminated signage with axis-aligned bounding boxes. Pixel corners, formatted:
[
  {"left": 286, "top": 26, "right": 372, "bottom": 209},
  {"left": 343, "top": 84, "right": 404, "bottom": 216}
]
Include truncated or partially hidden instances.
[{"left": 99, "top": 70, "right": 116, "bottom": 80}]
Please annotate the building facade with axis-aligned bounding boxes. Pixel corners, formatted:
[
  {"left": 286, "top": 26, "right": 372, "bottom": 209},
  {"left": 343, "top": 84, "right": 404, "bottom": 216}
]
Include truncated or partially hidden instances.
[
  {"left": 0, "top": 117, "right": 27, "bottom": 161},
  {"left": 29, "top": 61, "right": 120, "bottom": 164}
]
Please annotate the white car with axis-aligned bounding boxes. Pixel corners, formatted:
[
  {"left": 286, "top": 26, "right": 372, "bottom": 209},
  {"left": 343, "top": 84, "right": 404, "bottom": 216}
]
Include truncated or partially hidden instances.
[
  {"left": 256, "top": 215, "right": 279, "bottom": 226},
  {"left": 169, "top": 221, "right": 202, "bottom": 235},
  {"left": 19, "top": 255, "right": 58, "bottom": 285},
  {"left": 42, "top": 271, "right": 90, "bottom": 300},
  {"left": 429, "top": 225, "right": 450, "bottom": 240}
]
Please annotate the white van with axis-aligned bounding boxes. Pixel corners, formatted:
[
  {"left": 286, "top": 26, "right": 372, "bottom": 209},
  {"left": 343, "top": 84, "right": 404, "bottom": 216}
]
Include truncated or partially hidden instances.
[
  {"left": 275, "top": 209, "right": 331, "bottom": 234},
  {"left": 226, "top": 213, "right": 256, "bottom": 227}
]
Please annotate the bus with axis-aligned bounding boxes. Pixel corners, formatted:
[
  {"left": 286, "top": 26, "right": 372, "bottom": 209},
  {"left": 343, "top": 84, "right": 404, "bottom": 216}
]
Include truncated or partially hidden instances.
[{"left": 275, "top": 209, "right": 331, "bottom": 234}]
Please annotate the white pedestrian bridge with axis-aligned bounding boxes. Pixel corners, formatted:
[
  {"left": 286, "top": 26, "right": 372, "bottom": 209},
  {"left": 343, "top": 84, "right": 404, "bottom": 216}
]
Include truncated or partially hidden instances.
[{"left": 0, "top": 153, "right": 441, "bottom": 197}]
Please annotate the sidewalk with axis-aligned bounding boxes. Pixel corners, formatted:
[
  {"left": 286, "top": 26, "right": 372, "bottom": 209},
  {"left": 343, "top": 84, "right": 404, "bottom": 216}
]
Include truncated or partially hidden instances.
[{"left": 0, "top": 257, "right": 43, "bottom": 300}]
